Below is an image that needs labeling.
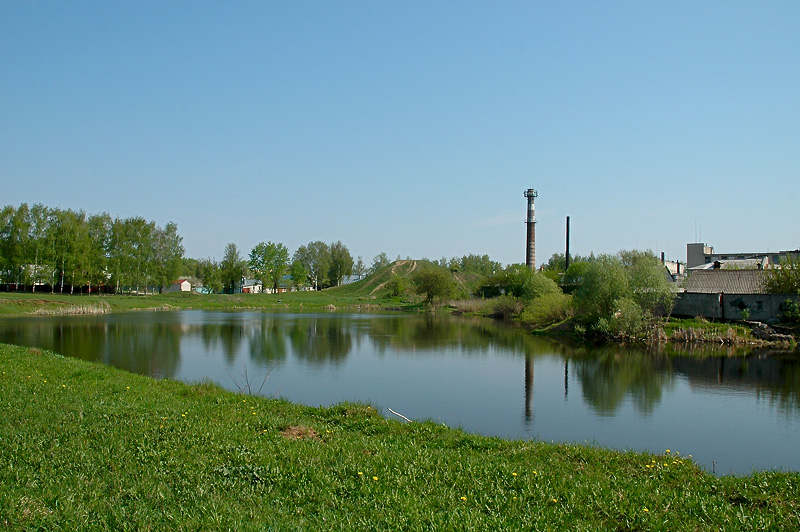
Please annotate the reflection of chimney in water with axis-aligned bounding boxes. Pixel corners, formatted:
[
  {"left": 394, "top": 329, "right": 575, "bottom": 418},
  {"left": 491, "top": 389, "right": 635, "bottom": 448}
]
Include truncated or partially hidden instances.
[
  {"left": 564, "top": 360, "right": 569, "bottom": 399},
  {"left": 524, "top": 355, "right": 534, "bottom": 422}
]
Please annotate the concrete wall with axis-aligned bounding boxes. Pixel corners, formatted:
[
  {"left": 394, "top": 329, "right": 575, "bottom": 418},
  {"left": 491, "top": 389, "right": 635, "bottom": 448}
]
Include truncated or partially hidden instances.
[{"left": 672, "top": 293, "right": 800, "bottom": 322}]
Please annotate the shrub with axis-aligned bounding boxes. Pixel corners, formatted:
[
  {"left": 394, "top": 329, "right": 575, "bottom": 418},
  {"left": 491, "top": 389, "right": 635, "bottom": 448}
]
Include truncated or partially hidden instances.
[
  {"left": 520, "top": 292, "right": 573, "bottom": 329},
  {"left": 478, "top": 265, "right": 560, "bottom": 301},
  {"left": 595, "top": 297, "right": 645, "bottom": 338},
  {"left": 489, "top": 295, "right": 523, "bottom": 320},
  {"left": 779, "top": 299, "right": 800, "bottom": 325}
]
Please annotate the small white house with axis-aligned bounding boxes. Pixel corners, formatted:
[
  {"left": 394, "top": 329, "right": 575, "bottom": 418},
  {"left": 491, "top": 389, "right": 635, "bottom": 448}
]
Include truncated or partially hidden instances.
[{"left": 167, "top": 279, "right": 192, "bottom": 292}]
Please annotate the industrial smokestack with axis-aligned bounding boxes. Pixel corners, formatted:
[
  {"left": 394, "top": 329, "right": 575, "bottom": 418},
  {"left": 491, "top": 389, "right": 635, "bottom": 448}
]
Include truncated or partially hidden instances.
[
  {"left": 565, "top": 216, "right": 570, "bottom": 271},
  {"left": 524, "top": 188, "right": 538, "bottom": 269}
]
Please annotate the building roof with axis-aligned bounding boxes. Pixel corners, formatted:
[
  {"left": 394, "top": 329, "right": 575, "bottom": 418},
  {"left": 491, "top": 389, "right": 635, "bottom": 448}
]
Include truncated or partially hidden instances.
[
  {"left": 683, "top": 270, "right": 767, "bottom": 294},
  {"left": 688, "top": 257, "right": 769, "bottom": 271}
]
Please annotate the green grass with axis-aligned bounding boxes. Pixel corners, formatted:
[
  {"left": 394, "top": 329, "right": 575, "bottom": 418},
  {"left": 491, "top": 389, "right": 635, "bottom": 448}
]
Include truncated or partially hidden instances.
[
  {"left": 0, "top": 261, "right": 427, "bottom": 317},
  {"left": 1, "top": 343, "right": 798, "bottom": 531}
]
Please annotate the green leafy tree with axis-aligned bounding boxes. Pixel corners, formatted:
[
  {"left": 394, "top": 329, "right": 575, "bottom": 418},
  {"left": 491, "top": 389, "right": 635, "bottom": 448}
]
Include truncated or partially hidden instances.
[
  {"left": 457, "top": 254, "right": 500, "bottom": 277},
  {"left": 85, "top": 213, "right": 111, "bottom": 293},
  {"left": 354, "top": 256, "right": 366, "bottom": 279},
  {"left": 294, "top": 241, "right": 330, "bottom": 290},
  {"left": 573, "top": 255, "right": 631, "bottom": 325},
  {"left": 622, "top": 250, "right": 675, "bottom": 317},
  {"left": 220, "top": 243, "right": 247, "bottom": 294},
  {"left": 370, "top": 252, "right": 390, "bottom": 274},
  {"left": 289, "top": 260, "right": 309, "bottom": 291},
  {"left": 250, "top": 241, "right": 290, "bottom": 292},
  {"left": 479, "top": 264, "right": 560, "bottom": 301},
  {"left": 766, "top": 256, "right": 800, "bottom": 295},
  {"left": 328, "top": 240, "right": 353, "bottom": 286},
  {"left": 198, "top": 258, "right": 222, "bottom": 293},
  {"left": 28, "top": 203, "right": 51, "bottom": 291},
  {"left": 411, "top": 265, "right": 456, "bottom": 304},
  {"left": 151, "top": 222, "right": 185, "bottom": 293}
]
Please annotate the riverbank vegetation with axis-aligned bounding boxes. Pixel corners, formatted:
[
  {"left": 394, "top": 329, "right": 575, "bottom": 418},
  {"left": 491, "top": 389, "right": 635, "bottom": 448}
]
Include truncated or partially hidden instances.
[{"left": 2, "top": 343, "right": 798, "bottom": 531}]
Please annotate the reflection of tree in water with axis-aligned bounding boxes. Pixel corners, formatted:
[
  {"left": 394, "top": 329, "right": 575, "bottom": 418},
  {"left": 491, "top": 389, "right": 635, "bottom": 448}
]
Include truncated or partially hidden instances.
[
  {"left": 0, "top": 316, "right": 182, "bottom": 379},
  {"left": 571, "top": 345, "right": 674, "bottom": 416},
  {"left": 287, "top": 317, "right": 353, "bottom": 365},
  {"left": 199, "top": 322, "right": 245, "bottom": 364},
  {"left": 102, "top": 319, "right": 182, "bottom": 379},
  {"left": 246, "top": 316, "right": 288, "bottom": 365},
  {"left": 366, "top": 314, "right": 549, "bottom": 356}
]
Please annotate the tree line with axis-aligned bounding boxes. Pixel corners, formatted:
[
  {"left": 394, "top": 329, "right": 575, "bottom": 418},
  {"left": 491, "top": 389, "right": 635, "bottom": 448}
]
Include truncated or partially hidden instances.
[
  {"left": 182, "top": 242, "right": 400, "bottom": 294},
  {"left": 1, "top": 203, "right": 184, "bottom": 294}
]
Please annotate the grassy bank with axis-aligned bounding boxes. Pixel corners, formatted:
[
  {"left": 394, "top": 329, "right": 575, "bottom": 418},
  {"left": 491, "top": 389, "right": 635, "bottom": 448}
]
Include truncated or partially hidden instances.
[
  {"left": 0, "top": 289, "right": 413, "bottom": 316},
  {"left": 1, "top": 344, "right": 798, "bottom": 530}
]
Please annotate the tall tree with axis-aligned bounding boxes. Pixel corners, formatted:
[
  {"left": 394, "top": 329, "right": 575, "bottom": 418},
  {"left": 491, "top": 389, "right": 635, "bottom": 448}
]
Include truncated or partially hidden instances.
[
  {"left": 249, "top": 241, "right": 290, "bottom": 292},
  {"left": 151, "top": 222, "right": 185, "bottom": 293},
  {"left": 294, "top": 241, "right": 330, "bottom": 290},
  {"left": 289, "top": 260, "right": 309, "bottom": 291},
  {"left": 370, "top": 252, "right": 390, "bottom": 274},
  {"left": 198, "top": 258, "right": 222, "bottom": 294},
  {"left": 28, "top": 203, "right": 51, "bottom": 292},
  {"left": 220, "top": 243, "right": 246, "bottom": 293},
  {"left": 328, "top": 240, "right": 353, "bottom": 286},
  {"left": 411, "top": 265, "right": 456, "bottom": 304},
  {"left": 354, "top": 256, "right": 366, "bottom": 279},
  {"left": 85, "top": 212, "right": 111, "bottom": 293}
]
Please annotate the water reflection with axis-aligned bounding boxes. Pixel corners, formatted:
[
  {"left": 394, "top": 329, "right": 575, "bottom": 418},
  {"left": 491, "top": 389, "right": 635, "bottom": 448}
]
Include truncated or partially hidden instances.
[
  {"left": 1, "top": 310, "right": 799, "bottom": 473},
  {"left": 1, "top": 312, "right": 798, "bottom": 415}
]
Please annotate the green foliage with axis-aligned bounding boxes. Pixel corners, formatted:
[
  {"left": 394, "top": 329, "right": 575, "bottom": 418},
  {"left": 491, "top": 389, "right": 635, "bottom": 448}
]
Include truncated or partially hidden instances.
[
  {"left": 289, "top": 260, "right": 310, "bottom": 291},
  {"left": 198, "top": 258, "right": 222, "bottom": 293},
  {"left": 489, "top": 294, "right": 523, "bottom": 319},
  {"left": 0, "top": 203, "right": 186, "bottom": 294},
  {"left": 328, "top": 240, "right": 354, "bottom": 287},
  {"left": 766, "top": 256, "right": 800, "bottom": 295},
  {"left": 779, "top": 299, "right": 800, "bottom": 325},
  {"left": 220, "top": 243, "right": 246, "bottom": 293},
  {"left": 369, "top": 252, "right": 390, "bottom": 274},
  {"left": 572, "top": 250, "right": 675, "bottom": 336},
  {"left": 624, "top": 250, "right": 675, "bottom": 317},
  {"left": 294, "top": 241, "right": 331, "bottom": 290},
  {"left": 411, "top": 265, "right": 456, "bottom": 304},
  {"left": 595, "top": 297, "right": 645, "bottom": 338},
  {"left": 573, "top": 255, "right": 631, "bottom": 324},
  {"left": 479, "top": 264, "right": 560, "bottom": 301},
  {"left": 520, "top": 292, "right": 573, "bottom": 329},
  {"left": 386, "top": 274, "right": 407, "bottom": 297},
  {"left": 249, "top": 241, "right": 290, "bottom": 292}
]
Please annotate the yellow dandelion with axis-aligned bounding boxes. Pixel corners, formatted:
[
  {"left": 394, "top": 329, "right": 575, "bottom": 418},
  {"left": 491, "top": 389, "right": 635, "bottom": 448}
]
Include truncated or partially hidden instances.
[
  {"left": 665, "top": 449, "right": 670, "bottom": 454},
  {"left": 512, "top": 472, "right": 518, "bottom": 477},
  {"left": 552, "top": 498, "right": 558, "bottom": 503},
  {"left": 358, "top": 472, "right": 363, "bottom": 476},
  {"left": 460, "top": 496, "right": 467, "bottom": 501},
  {"left": 373, "top": 476, "right": 378, "bottom": 481},
  {"left": 644, "top": 508, "right": 649, "bottom": 512}
]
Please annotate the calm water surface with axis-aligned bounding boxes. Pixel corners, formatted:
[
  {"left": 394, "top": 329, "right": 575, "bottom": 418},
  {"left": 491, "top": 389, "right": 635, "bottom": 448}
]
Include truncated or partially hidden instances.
[{"left": 2, "top": 310, "right": 799, "bottom": 475}]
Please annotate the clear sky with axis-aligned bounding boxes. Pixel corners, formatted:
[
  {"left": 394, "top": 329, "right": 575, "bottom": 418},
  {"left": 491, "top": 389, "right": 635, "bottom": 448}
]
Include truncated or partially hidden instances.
[{"left": 2, "top": 1, "right": 798, "bottom": 266}]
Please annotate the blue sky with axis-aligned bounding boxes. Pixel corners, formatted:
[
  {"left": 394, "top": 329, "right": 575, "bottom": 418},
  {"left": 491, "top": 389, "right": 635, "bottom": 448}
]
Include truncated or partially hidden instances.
[{"left": 2, "top": 2, "right": 798, "bottom": 266}]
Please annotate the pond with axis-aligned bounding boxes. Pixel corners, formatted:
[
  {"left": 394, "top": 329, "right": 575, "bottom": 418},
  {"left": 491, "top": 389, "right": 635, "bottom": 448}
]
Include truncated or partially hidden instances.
[{"left": 1, "top": 310, "right": 799, "bottom": 476}]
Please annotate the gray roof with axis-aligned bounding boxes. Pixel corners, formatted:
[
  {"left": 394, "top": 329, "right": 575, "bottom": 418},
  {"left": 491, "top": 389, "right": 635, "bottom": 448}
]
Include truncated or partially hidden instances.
[
  {"left": 683, "top": 270, "right": 767, "bottom": 294},
  {"left": 688, "top": 257, "right": 769, "bottom": 271}
]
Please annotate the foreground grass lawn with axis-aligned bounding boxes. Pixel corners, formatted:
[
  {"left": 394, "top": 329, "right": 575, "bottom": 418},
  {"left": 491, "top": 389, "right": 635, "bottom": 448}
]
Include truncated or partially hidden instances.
[{"left": 1, "top": 344, "right": 798, "bottom": 531}]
